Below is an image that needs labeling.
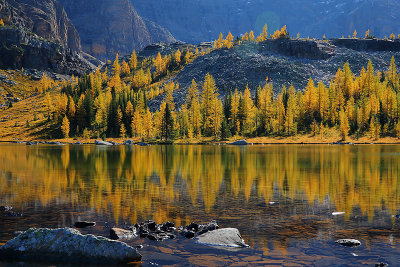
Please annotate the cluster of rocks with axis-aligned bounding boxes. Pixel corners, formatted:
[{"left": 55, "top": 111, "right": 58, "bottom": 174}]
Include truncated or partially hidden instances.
[
  {"left": 179, "top": 220, "right": 219, "bottom": 239},
  {"left": 95, "top": 140, "right": 150, "bottom": 146},
  {"left": 0, "top": 220, "right": 249, "bottom": 265},
  {"left": 110, "top": 220, "right": 219, "bottom": 242},
  {"left": 0, "top": 206, "right": 22, "bottom": 217},
  {"left": 0, "top": 89, "right": 20, "bottom": 108},
  {"left": 26, "top": 141, "right": 65, "bottom": 146}
]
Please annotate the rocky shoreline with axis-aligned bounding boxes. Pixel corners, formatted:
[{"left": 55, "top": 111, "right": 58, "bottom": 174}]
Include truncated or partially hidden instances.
[
  {"left": 0, "top": 219, "right": 249, "bottom": 265},
  {"left": 1, "top": 139, "right": 393, "bottom": 146}
]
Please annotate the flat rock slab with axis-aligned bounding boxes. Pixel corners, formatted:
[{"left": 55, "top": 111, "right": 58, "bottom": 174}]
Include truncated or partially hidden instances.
[
  {"left": 195, "top": 228, "right": 249, "bottom": 248},
  {"left": 0, "top": 228, "right": 141, "bottom": 265}
]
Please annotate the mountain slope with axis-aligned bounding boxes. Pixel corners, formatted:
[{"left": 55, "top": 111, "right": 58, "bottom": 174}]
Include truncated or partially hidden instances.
[
  {"left": 0, "top": 0, "right": 81, "bottom": 50},
  {"left": 133, "top": 0, "right": 400, "bottom": 44},
  {"left": 148, "top": 38, "right": 400, "bottom": 109},
  {"left": 0, "top": 26, "right": 95, "bottom": 76},
  {"left": 58, "top": 0, "right": 176, "bottom": 60}
]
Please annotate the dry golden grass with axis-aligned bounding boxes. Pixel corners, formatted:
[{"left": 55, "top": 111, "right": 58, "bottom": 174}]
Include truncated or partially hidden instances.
[
  {"left": 0, "top": 92, "right": 53, "bottom": 141},
  {"left": 0, "top": 69, "right": 42, "bottom": 105},
  {"left": 0, "top": 70, "right": 60, "bottom": 141}
]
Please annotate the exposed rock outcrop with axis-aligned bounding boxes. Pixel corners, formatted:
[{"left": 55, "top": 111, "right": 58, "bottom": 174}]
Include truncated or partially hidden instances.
[
  {"left": 331, "top": 38, "right": 400, "bottom": 52},
  {"left": 0, "top": 0, "right": 81, "bottom": 50},
  {"left": 0, "top": 27, "right": 95, "bottom": 76},
  {"left": 0, "top": 228, "right": 142, "bottom": 264},
  {"left": 58, "top": 0, "right": 176, "bottom": 60}
]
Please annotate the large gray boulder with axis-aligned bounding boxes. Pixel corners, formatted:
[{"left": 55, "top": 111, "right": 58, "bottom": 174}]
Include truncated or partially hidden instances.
[
  {"left": 195, "top": 228, "right": 249, "bottom": 248},
  {"left": 0, "top": 228, "right": 141, "bottom": 264},
  {"left": 95, "top": 140, "right": 114, "bottom": 146}
]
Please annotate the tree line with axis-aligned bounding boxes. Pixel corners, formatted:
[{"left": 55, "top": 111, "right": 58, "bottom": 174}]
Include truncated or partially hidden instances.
[{"left": 48, "top": 53, "right": 400, "bottom": 141}]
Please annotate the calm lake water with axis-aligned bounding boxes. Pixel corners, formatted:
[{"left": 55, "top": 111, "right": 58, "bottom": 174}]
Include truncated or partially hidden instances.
[{"left": 1, "top": 144, "right": 400, "bottom": 266}]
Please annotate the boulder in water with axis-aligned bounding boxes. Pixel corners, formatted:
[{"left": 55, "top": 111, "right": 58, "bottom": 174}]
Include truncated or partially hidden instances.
[
  {"left": 228, "top": 140, "right": 251, "bottom": 146},
  {"left": 74, "top": 221, "right": 96, "bottom": 228},
  {"left": 45, "top": 142, "right": 65, "bottom": 145},
  {"left": 26, "top": 141, "right": 38, "bottom": 146},
  {"left": 0, "top": 228, "right": 141, "bottom": 264},
  {"left": 110, "top": 228, "right": 137, "bottom": 240},
  {"left": 95, "top": 140, "right": 114, "bottom": 146},
  {"left": 137, "top": 142, "right": 150, "bottom": 146},
  {"left": 335, "top": 239, "right": 361, "bottom": 247},
  {"left": 124, "top": 140, "right": 134, "bottom": 145},
  {"left": 195, "top": 228, "right": 249, "bottom": 248}
]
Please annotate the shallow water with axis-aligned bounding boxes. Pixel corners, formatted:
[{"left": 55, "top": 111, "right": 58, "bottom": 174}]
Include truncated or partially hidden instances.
[{"left": 1, "top": 144, "right": 400, "bottom": 266}]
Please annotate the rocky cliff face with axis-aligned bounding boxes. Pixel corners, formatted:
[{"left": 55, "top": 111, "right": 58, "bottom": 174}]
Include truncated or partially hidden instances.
[
  {"left": 0, "top": 26, "right": 95, "bottom": 76},
  {"left": 0, "top": 0, "right": 81, "bottom": 50},
  {"left": 148, "top": 38, "right": 400, "bottom": 110},
  {"left": 58, "top": 0, "right": 176, "bottom": 60},
  {"left": 133, "top": 0, "right": 400, "bottom": 44}
]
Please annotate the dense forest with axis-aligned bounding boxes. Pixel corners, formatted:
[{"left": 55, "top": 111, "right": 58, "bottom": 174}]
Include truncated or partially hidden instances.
[{"left": 38, "top": 26, "right": 400, "bottom": 142}]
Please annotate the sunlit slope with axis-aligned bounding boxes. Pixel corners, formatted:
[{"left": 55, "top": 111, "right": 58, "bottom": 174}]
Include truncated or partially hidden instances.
[{"left": 0, "top": 71, "right": 60, "bottom": 141}]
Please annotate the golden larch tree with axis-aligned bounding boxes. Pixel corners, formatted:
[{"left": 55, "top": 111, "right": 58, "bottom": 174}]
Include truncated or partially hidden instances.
[
  {"left": 61, "top": 116, "right": 70, "bottom": 138},
  {"left": 129, "top": 50, "right": 137, "bottom": 70}
]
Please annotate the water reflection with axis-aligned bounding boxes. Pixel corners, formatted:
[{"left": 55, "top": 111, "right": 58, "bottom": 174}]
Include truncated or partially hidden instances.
[
  {"left": 2, "top": 144, "right": 400, "bottom": 265},
  {"left": 1, "top": 144, "right": 400, "bottom": 225}
]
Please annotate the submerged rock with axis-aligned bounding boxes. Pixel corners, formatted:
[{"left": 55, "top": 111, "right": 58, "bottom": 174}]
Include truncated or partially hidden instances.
[
  {"left": 45, "top": 142, "right": 65, "bottom": 145},
  {"left": 26, "top": 142, "right": 38, "bottom": 146},
  {"left": 3, "top": 211, "right": 22, "bottom": 217},
  {"left": 74, "top": 221, "right": 96, "bottom": 228},
  {"left": 335, "top": 239, "right": 361, "bottom": 247},
  {"left": 228, "top": 140, "right": 250, "bottom": 146},
  {"left": 0, "top": 228, "right": 141, "bottom": 264},
  {"left": 137, "top": 142, "right": 150, "bottom": 146},
  {"left": 195, "top": 228, "right": 249, "bottom": 248},
  {"left": 95, "top": 140, "right": 114, "bottom": 146},
  {"left": 124, "top": 140, "right": 134, "bottom": 145},
  {"left": 332, "top": 212, "right": 345, "bottom": 216},
  {"left": 110, "top": 228, "right": 136, "bottom": 240}
]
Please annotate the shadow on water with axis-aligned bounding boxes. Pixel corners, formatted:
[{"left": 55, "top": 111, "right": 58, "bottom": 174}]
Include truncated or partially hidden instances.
[{"left": 0, "top": 144, "right": 399, "bottom": 265}]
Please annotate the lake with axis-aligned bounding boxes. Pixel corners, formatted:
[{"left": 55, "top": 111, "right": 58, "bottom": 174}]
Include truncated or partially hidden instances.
[{"left": 0, "top": 144, "right": 399, "bottom": 266}]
